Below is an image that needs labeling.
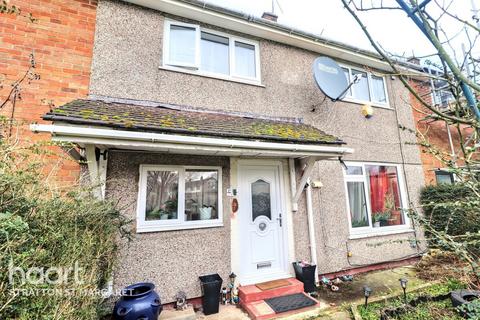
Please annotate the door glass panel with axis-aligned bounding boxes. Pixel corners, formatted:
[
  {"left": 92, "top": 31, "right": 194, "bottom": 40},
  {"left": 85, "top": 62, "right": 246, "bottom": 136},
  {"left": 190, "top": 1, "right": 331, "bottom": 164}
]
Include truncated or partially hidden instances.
[{"left": 251, "top": 179, "right": 271, "bottom": 221}]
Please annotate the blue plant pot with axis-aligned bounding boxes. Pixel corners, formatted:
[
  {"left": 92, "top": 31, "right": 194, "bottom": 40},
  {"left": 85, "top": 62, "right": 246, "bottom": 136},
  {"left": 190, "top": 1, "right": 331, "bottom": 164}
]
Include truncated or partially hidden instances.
[{"left": 113, "top": 282, "right": 162, "bottom": 320}]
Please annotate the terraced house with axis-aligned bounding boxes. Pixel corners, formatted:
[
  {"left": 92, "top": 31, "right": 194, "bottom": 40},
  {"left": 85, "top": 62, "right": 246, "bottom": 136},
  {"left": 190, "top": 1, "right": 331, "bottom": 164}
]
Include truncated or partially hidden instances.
[{"left": 29, "top": 0, "right": 427, "bottom": 316}]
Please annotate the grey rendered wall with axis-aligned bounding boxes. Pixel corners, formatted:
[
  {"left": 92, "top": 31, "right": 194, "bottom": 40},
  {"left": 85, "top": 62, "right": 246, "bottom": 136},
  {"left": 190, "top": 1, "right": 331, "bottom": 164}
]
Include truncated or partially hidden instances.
[
  {"left": 93, "top": 0, "right": 425, "bottom": 285},
  {"left": 106, "top": 151, "right": 230, "bottom": 303}
]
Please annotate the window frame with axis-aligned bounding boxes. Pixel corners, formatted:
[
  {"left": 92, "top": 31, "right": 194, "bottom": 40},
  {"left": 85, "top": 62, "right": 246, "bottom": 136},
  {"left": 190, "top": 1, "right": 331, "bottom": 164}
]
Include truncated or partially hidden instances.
[
  {"left": 136, "top": 164, "right": 223, "bottom": 233},
  {"left": 340, "top": 64, "right": 390, "bottom": 109},
  {"left": 162, "top": 19, "right": 262, "bottom": 85},
  {"left": 435, "top": 169, "right": 455, "bottom": 185},
  {"left": 343, "top": 161, "right": 412, "bottom": 237}
]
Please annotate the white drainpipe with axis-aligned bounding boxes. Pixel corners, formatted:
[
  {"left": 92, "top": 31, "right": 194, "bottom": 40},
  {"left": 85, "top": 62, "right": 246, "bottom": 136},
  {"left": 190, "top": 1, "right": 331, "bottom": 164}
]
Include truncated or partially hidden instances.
[{"left": 305, "top": 178, "right": 319, "bottom": 284}]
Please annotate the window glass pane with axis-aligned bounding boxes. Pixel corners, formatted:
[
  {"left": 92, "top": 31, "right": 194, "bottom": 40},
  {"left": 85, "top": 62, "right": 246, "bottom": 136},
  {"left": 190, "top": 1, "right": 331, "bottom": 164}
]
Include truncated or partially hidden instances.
[
  {"left": 145, "top": 171, "right": 179, "bottom": 221},
  {"left": 366, "top": 165, "right": 404, "bottom": 227},
  {"left": 352, "top": 70, "right": 370, "bottom": 101},
  {"left": 346, "top": 165, "right": 363, "bottom": 175},
  {"left": 342, "top": 68, "right": 351, "bottom": 96},
  {"left": 185, "top": 169, "right": 219, "bottom": 221},
  {"left": 200, "top": 32, "right": 229, "bottom": 75},
  {"left": 371, "top": 75, "right": 387, "bottom": 103},
  {"left": 347, "top": 181, "right": 369, "bottom": 228},
  {"left": 435, "top": 171, "right": 454, "bottom": 185},
  {"left": 169, "top": 25, "right": 196, "bottom": 66},
  {"left": 251, "top": 179, "right": 271, "bottom": 221},
  {"left": 234, "top": 41, "right": 256, "bottom": 78}
]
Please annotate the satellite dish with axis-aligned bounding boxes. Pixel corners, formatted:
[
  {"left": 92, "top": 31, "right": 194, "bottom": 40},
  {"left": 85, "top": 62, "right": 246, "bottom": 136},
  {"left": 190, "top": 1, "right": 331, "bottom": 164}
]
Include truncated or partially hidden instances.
[{"left": 313, "top": 56, "right": 349, "bottom": 101}]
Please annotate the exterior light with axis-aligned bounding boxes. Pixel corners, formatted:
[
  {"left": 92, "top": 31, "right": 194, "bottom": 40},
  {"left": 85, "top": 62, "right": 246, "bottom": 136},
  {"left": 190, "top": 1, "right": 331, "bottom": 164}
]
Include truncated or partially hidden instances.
[
  {"left": 361, "top": 104, "right": 374, "bottom": 118},
  {"left": 399, "top": 278, "right": 408, "bottom": 303},
  {"left": 363, "top": 285, "right": 372, "bottom": 308}
]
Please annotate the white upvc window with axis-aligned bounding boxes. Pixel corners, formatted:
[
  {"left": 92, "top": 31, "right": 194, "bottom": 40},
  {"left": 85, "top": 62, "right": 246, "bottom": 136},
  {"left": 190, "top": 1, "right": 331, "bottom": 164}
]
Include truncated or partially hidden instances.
[
  {"left": 343, "top": 162, "right": 412, "bottom": 237},
  {"left": 136, "top": 165, "right": 223, "bottom": 233},
  {"left": 163, "top": 19, "right": 261, "bottom": 84},
  {"left": 341, "top": 66, "right": 390, "bottom": 108}
]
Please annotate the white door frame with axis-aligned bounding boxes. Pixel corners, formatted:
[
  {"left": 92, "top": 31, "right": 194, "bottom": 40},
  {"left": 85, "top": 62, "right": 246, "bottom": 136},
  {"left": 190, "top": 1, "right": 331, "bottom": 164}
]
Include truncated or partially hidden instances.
[{"left": 235, "top": 159, "right": 291, "bottom": 285}]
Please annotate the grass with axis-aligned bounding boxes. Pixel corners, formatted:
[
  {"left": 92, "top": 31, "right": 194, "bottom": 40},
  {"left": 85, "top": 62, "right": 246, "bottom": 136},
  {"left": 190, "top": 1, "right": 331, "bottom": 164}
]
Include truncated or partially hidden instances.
[{"left": 357, "top": 279, "right": 466, "bottom": 320}]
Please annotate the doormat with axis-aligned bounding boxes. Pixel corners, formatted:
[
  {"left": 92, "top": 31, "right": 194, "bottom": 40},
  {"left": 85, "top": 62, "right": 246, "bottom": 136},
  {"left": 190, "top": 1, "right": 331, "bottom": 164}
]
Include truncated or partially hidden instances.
[
  {"left": 265, "top": 293, "right": 317, "bottom": 314},
  {"left": 256, "top": 279, "right": 290, "bottom": 291}
]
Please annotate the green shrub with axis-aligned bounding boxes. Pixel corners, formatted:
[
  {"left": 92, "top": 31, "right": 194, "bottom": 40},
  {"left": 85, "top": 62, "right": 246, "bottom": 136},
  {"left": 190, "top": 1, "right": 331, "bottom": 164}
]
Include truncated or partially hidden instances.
[
  {"left": 0, "top": 138, "right": 130, "bottom": 319},
  {"left": 420, "top": 183, "right": 480, "bottom": 240}
]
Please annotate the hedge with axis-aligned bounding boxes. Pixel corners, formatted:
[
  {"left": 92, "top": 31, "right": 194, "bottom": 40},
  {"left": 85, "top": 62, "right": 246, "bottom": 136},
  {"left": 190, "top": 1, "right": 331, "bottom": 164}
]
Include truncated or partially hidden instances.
[
  {"left": 420, "top": 183, "right": 480, "bottom": 244},
  {"left": 0, "top": 137, "right": 130, "bottom": 319}
]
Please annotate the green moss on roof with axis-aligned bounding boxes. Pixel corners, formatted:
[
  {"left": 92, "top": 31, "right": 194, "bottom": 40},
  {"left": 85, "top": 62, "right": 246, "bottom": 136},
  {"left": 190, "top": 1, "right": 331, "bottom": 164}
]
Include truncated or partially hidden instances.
[{"left": 43, "top": 99, "right": 344, "bottom": 145}]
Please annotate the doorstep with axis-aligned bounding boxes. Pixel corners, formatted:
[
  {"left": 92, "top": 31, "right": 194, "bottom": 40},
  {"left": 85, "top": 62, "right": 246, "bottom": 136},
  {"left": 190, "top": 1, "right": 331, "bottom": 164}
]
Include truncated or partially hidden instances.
[{"left": 239, "top": 278, "right": 321, "bottom": 320}]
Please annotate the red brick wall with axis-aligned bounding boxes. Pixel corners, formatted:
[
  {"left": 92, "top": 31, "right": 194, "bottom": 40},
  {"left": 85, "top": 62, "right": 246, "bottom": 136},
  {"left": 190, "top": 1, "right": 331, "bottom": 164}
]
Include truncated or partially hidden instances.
[
  {"left": 0, "top": 0, "right": 97, "bottom": 184},
  {"left": 410, "top": 79, "right": 473, "bottom": 185}
]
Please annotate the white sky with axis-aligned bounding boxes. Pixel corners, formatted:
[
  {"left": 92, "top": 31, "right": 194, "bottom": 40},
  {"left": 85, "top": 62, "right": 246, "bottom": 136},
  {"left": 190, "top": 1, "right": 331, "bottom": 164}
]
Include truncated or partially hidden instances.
[{"left": 206, "top": 0, "right": 480, "bottom": 66}]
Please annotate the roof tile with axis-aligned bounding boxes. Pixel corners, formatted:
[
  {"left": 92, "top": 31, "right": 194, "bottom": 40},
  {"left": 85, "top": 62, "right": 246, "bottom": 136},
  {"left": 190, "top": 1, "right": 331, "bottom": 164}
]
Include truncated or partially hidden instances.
[{"left": 42, "top": 99, "right": 344, "bottom": 145}]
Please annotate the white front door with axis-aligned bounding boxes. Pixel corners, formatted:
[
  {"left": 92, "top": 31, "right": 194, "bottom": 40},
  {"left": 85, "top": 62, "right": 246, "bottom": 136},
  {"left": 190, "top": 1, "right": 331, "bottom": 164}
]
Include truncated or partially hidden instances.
[{"left": 237, "top": 161, "right": 289, "bottom": 285}]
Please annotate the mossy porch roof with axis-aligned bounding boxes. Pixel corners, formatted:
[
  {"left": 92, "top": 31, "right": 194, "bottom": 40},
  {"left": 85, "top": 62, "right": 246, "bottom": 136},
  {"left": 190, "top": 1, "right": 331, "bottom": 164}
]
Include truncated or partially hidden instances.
[{"left": 43, "top": 99, "right": 344, "bottom": 145}]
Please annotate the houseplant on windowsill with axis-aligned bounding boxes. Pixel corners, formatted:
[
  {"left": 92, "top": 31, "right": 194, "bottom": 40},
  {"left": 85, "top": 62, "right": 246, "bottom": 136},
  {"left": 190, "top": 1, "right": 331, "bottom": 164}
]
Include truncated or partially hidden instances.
[{"left": 373, "top": 212, "right": 391, "bottom": 227}]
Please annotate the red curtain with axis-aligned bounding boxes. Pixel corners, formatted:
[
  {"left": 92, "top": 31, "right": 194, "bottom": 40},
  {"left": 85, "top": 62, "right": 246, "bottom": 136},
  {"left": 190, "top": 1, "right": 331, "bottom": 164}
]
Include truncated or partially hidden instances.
[{"left": 369, "top": 166, "right": 388, "bottom": 213}]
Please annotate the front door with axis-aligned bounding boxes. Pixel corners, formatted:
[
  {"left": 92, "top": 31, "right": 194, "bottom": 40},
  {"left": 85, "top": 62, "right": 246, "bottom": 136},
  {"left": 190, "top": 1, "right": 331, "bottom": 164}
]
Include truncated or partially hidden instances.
[{"left": 237, "top": 161, "right": 289, "bottom": 285}]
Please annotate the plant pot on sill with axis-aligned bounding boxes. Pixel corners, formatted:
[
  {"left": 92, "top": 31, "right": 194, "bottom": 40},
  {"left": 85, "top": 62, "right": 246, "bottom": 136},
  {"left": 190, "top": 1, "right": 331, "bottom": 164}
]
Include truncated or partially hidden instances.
[{"left": 374, "top": 222, "right": 381, "bottom": 228}]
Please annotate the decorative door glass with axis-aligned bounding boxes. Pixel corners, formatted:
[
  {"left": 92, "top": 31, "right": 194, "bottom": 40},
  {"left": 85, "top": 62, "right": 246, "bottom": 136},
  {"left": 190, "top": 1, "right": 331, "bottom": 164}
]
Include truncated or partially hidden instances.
[{"left": 251, "top": 179, "right": 271, "bottom": 221}]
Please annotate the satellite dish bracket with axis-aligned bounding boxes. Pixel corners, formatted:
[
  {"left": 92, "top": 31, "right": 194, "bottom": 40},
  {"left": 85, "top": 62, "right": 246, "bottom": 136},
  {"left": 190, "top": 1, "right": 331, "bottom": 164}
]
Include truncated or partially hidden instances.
[{"left": 331, "top": 73, "right": 362, "bottom": 102}]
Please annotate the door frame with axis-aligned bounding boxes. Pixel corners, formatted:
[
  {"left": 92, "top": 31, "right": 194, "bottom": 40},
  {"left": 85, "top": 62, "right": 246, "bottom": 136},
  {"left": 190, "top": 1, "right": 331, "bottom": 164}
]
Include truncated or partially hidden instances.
[{"left": 234, "top": 159, "right": 291, "bottom": 285}]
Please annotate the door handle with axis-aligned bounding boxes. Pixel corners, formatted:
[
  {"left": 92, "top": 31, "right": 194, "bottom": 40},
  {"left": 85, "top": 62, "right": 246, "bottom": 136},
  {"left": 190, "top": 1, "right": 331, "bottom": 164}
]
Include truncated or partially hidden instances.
[{"left": 277, "top": 213, "right": 282, "bottom": 227}]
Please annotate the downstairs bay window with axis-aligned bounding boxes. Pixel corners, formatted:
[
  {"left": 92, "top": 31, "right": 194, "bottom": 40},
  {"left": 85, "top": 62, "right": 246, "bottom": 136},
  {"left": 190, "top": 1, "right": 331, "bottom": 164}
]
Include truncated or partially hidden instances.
[
  {"left": 136, "top": 165, "right": 223, "bottom": 232},
  {"left": 343, "top": 162, "right": 410, "bottom": 235}
]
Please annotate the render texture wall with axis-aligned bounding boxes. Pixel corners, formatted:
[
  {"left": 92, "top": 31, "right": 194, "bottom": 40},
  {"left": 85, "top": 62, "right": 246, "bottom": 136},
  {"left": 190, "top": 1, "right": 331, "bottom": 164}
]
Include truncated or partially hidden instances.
[
  {"left": 106, "top": 151, "right": 231, "bottom": 303},
  {"left": 0, "top": 0, "right": 98, "bottom": 184},
  {"left": 94, "top": 0, "right": 426, "bottom": 286}
]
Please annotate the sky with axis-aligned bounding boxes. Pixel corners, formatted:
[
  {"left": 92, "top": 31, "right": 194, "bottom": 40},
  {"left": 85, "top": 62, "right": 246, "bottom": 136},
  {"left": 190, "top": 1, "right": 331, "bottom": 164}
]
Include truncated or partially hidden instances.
[{"left": 205, "top": 0, "right": 480, "bottom": 67}]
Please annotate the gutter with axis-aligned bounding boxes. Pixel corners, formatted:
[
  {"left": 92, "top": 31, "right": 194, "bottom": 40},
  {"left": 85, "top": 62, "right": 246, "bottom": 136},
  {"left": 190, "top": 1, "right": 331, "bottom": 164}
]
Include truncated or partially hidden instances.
[{"left": 30, "top": 124, "right": 354, "bottom": 157}]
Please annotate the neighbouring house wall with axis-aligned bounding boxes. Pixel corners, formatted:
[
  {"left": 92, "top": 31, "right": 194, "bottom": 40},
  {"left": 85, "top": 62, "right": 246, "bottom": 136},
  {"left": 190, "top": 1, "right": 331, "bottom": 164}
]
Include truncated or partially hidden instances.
[
  {"left": 106, "top": 151, "right": 231, "bottom": 303},
  {"left": 0, "top": 0, "right": 97, "bottom": 184},
  {"left": 93, "top": 0, "right": 425, "bottom": 284},
  {"left": 410, "top": 79, "right": 475, "bottom": 185}
]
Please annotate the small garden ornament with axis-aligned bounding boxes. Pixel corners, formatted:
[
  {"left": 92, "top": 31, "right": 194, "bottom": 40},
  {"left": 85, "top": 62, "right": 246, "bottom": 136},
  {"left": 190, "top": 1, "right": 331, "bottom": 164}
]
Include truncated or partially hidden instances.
[{"left": 174, "top": 291, "right": 188, "bottom": 310}]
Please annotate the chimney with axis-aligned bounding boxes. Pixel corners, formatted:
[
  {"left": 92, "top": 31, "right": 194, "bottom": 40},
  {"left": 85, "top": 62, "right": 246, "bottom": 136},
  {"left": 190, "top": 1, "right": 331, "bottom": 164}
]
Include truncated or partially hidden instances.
[{"left": 261, "top": 12, "right": 278, "bottom": 22}]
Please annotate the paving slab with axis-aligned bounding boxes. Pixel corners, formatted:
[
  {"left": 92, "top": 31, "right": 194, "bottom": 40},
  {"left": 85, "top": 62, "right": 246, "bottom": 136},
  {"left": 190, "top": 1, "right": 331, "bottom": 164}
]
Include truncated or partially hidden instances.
[
  {"left": 316, "top": 266, "right": 425, "bottom": 306},
  {"left": 160, "top": 306, "right": 197, "bottom": 320}
]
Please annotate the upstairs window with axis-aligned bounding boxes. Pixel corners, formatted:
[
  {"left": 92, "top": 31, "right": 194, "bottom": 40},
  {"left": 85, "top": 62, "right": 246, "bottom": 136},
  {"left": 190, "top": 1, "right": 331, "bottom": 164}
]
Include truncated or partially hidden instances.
[
  {"left": 163, "top": 20, "right": 260, "bottom": 83},
  {"left": 342, "top": 66, "right": 389, "bottom": 107}
]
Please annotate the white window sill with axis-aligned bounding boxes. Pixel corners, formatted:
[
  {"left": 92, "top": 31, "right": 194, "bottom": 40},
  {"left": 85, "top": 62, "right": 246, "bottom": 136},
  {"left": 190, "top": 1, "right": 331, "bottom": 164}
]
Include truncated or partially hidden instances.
[
  {"left": 137, "top": 221, "right": 224, "bottom": 233},
  {"left": 342, "top": 97, "right": 392, "bottom": 110},
  {"left": 348, "top": 228, "right": 415, "bottom": 240},
  {"left": 159, "top": 65, "right": 265, "bottom": 88}
]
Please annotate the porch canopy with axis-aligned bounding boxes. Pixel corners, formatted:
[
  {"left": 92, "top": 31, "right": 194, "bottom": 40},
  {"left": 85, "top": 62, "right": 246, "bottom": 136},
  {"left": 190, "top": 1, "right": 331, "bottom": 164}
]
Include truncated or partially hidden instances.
[
  {"left": 31, "top": 96, "right": 353, "bottom": 201},
  {"left": 31, "top": 96, "right": 353, "bottom": 159}
]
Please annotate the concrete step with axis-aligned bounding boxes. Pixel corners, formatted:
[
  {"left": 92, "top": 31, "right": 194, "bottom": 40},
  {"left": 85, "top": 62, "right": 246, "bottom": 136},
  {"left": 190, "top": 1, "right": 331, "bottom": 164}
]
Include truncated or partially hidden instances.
[
  {"left": 238, "top": 278, "right": 304, "bottom": 304},
  {"left": 241, "top": 293, "right": 320, "bottom": 320}
]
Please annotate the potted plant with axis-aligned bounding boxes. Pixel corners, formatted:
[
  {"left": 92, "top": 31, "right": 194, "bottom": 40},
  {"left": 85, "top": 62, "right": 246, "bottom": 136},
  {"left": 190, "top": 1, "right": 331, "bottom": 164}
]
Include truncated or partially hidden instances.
[{"left": 373, "top": 211, "right": 391, "bottom": 227}]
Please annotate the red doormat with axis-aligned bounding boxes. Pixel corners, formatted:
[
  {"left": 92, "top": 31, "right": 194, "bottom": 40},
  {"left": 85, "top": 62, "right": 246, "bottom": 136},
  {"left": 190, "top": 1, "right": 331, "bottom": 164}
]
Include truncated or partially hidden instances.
[{"left": 255, "top": 279, "right": 290, "bottom": 291}]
